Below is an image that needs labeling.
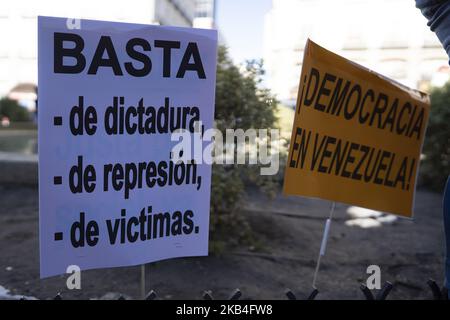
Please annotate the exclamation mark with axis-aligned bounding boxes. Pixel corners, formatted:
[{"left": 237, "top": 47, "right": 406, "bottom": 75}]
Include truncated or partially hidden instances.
[
  {"left": 406, "top": 158, "right": 416, "bottom": 190},
  {"left": 297, "top": 75, "right": 307, "bottom": 114}
]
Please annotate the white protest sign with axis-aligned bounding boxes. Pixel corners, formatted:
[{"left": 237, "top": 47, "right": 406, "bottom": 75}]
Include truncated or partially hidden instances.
[{"left": 38, "top": 16, "right": 217, "bottom": 278}]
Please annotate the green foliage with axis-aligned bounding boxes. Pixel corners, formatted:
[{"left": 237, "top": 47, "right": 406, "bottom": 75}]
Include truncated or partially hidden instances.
[
  {"left": 0, "top": 98, "right": 31, "bottom": 122},
  {"left": 419, "top": 82, "right": 450, "bottom": 191},
  {"left": 215, "top": 47, "right": 277, "bottom": 132},
  {"left": 210, "top": 47, "right": 280, "bottom": 249}
]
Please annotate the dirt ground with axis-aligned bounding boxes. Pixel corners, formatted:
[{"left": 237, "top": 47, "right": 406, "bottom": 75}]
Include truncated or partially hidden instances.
[{"left": 0, "top": 184, "right": 445, "bottom": 300}]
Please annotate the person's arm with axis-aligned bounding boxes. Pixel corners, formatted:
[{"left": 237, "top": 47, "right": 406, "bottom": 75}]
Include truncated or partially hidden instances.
[
  {"left": 416, "top": 1, "right": 450, "bottom": 299},
  {"left": 444, "top": 176, "right": 450, "bottom": 298},
  {"left": 416, "top": 0, "right": 450, "bottom": 62}
]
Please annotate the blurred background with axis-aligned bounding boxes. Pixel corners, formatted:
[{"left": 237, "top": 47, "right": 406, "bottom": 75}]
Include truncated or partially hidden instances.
[
  {"left": 2, "top": 0, "right": 449, "bottom": 114},
  {"left": 0, "top": 0, "right": 449, "bottom": 300}
]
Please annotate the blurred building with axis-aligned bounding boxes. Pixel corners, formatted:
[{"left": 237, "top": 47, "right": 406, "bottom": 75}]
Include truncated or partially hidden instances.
[
  {"left": 264, "top": 0, "right": 450, "bottom": 105},
  {"left": 194, "top": 0, "right": 216, "bottom": 29},
  {"left": 0, "top": 0, "right": 197, "bottom": 110}
]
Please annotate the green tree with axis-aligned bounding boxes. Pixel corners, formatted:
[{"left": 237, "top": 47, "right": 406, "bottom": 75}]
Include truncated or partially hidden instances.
[
  {"left": 420, "top": 82, "right": 450, "bottom": 191},
  {"left": 0, "top": 98, "right": 31, "bottom": 122},
  {"left": 210, "top": 47, "right": 279, "bottom": 249}
]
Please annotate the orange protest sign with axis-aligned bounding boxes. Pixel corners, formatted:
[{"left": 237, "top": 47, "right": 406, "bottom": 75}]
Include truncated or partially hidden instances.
[{"left": 283, "top": 39, "right": 430, "bottom": 218}]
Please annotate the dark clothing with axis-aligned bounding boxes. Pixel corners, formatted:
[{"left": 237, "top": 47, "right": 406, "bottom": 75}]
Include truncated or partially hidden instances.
[
  {"left": 416, "top": 0, "right": 450, "bottom": 62},
  {"left": 416, "top": 1, "right": 450, "bottom": 298},
  {"left": 444, "top": 177, "right": 450, "bottom": 298}
]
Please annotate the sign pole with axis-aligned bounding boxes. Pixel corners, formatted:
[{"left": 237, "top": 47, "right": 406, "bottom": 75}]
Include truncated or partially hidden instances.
[
  {"left": 312, "top": 201, "right": 335, "bottom": 289},
  {"left": 141, "top": 264, "right": 146, "bottom": 300}
]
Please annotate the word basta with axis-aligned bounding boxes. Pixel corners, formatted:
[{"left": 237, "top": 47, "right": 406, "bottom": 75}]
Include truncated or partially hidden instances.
[{"left": 54, "top": 32, "right": 206, "bottom": 78}]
